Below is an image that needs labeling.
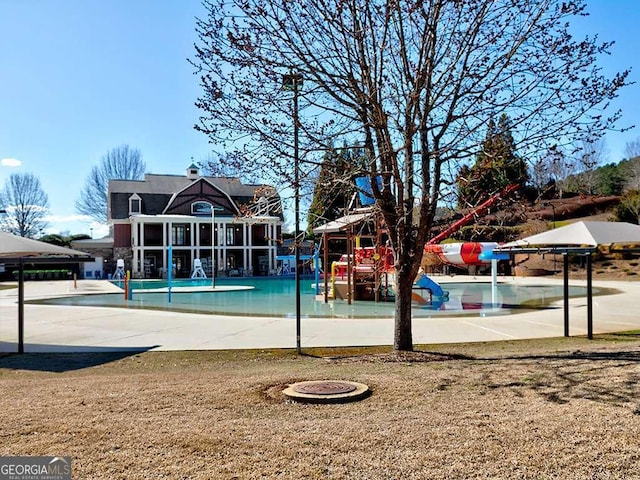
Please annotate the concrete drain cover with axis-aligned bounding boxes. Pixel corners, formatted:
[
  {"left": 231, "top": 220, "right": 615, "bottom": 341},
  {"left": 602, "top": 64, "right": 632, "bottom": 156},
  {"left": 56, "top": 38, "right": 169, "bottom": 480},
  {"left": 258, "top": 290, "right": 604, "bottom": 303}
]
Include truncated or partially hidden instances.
[{"left": 282, "top": 380, "right": 370, "bottom": 404}]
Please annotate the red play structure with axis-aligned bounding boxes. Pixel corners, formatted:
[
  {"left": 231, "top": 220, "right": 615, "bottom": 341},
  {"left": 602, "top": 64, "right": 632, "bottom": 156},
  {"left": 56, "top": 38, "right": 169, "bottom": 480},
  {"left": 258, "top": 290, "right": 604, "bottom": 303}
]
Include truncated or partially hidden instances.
[{"left": 424, "top": 183, "right": 519, "bottom": 265}]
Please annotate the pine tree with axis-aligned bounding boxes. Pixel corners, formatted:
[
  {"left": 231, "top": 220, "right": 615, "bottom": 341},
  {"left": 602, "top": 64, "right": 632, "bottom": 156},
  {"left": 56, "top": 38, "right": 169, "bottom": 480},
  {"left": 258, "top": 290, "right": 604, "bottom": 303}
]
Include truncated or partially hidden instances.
[
  {"left": 457, "top": 114, "right": 529, "bottom": 206},
  {"left": 307, "top": 146, "right": 366, "bottom": 231}
]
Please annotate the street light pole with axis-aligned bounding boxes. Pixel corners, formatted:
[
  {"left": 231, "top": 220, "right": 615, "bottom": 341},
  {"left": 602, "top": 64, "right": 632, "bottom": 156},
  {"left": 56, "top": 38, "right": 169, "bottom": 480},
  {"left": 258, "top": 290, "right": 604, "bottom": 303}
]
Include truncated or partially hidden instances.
[
  {"left": 283, "top": 72, "right": 303, "bottom": 355},
  {"left": 211, "top": 205, "right": 223, "bottom": 289},
  {"left": 212, "top": 206, "right": 216, "bottom": 289},
  {"left": 545, "top": 202, "right": 557, "bottom": 271}
]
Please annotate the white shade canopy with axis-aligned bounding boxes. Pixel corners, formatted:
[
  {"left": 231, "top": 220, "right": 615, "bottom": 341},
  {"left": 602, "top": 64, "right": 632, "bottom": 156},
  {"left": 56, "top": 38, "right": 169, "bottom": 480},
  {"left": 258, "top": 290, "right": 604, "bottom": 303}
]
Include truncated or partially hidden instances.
[
  {"left": 500, "top": 221, "right": 640, "bottom": 249},
  {"left": 0, "top": 231, "right": 91, "bottom": 258},
  {"left": 497, "top": 220, "right": 640, "bottom": 341},
  {"left": 0, "top": 231, "right": 92, "bottom": 354},
  {"left": 313, "top": 211, "right": 374, "bottom": 234}
]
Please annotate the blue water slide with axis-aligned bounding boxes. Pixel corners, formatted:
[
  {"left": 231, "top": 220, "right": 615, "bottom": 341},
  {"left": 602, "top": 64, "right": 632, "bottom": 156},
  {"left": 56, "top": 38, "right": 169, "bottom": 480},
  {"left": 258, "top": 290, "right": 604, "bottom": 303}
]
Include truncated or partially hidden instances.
[
  {"left": 354, "top": 176, "right": 383, "bottom": 206},
  {"left": 415, "top": 274, "right": 447, "bottom": 297},
  {"left": 478, "top": 250, "right": 511, "bottom": 261}
]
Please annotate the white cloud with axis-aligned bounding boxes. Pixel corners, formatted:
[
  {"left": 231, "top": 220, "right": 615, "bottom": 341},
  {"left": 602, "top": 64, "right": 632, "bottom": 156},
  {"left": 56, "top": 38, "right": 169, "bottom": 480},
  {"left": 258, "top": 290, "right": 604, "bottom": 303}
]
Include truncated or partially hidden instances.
[
  {"left": 43, "top": 214, "right": 109, "bottom": 238},
  {"left": 1, "top": 158, "right": 21, "bottom": 167},
  {"left": 45, "top": 214, "right": 95, "bottom": 223}
]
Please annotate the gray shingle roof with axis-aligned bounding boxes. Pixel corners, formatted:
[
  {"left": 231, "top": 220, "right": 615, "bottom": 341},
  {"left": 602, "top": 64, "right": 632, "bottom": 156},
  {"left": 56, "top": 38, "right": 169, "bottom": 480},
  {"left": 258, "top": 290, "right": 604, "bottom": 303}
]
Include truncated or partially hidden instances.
[
  {"left": 108, "top": 173, "right": 282, "bottom": 220},
  {"left": 109, "top": 174, "right": 262, "bottom": 197}
]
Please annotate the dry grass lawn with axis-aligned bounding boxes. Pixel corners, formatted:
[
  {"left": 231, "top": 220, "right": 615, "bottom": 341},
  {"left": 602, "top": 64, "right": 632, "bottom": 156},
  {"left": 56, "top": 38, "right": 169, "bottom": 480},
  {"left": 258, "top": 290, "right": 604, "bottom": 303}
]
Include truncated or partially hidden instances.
[{"left": 1, "top": 335, "right": 639, "bottom": 479}]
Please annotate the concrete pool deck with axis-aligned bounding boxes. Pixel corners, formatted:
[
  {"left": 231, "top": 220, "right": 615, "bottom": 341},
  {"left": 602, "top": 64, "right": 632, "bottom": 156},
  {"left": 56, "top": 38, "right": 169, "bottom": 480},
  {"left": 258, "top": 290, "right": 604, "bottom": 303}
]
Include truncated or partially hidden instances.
[{"left": 1, "top": 277, "right": 640, "bottom": 353}]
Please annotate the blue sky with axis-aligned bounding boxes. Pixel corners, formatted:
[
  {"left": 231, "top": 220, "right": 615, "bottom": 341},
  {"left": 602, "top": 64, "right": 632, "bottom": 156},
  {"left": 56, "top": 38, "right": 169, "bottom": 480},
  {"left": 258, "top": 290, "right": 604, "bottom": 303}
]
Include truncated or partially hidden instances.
[{"left": 0, "top": 1, "right": 638, "bottom": 237}]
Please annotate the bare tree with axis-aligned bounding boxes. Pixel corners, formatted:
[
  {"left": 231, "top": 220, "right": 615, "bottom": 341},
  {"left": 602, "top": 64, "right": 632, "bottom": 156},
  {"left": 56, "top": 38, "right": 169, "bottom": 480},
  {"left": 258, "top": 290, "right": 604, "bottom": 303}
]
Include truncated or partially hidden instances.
[
  {"left": 75, "top": 145, "right": 146, "bottom": 223},
  {"left": 622, "top": 159, "right": 640, "bottom": 191},
  {"left": 199, "top": 152, "right": 260, "bottom": 183},
  {"left": 0, "top": 173, "right": 49, "bottom": 237},
  {"left": 531, "top": 155, "right": 553, "bottom": 199},
  {"left": 621, "top": 137, "right": 640, "bottom": 190},
  {"left": 192, "top": 0, "right": 629, "bottom": 351},
  {"left": 574, "top": 138, "right": 609, "bottom": 194},
  {"left": 624, "top": 137, "right": 640, "bottom": 160}
]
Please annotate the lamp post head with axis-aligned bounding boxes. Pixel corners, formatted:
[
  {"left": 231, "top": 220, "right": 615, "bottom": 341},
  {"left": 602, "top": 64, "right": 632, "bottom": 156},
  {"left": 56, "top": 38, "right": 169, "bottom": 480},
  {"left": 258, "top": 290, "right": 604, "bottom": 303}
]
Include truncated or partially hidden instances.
[{"left": 282, "top": 73, "right": 303, "bottom": 91}]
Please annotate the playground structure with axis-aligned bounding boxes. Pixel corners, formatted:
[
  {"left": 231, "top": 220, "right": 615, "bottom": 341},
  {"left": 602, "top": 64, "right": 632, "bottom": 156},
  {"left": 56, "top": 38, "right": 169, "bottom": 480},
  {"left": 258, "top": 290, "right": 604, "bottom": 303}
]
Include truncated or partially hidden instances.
[
  {"left": 423, "top": 183, "right": 518, "bottom": 267},
  {"left": 423, "top": 241, "right": 510, "bottom": 267},
  {"left": 411, "top": 273, "right": 450, "bottom": 308},
  {"left": 313, "top": 180, "right": 518, "bottom": 307}
]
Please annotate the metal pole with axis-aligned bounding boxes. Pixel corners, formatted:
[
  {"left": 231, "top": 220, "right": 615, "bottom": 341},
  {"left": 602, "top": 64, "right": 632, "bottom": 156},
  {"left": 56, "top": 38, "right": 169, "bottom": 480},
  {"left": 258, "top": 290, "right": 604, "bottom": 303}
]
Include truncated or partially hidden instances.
[
  {"left": 18, "top": 258, "right": 24, "bottom": 354},
  {"left": 0, "top": 210, "right": 7, "bottom": 346},
  {"left": 563, "top": 253, "right": 569, "bottom": 337},
  {"left": 283, "top": 72, "right": 303, "bottom": 354},
  {"left": 587, "top": 252, "right": 593, "bottom": 340},
  {"left": 168, "top": 245, "right": 173, "bottom": 304},
  {"left": 294, "top": 75, "right": 301, "bottom": 355},
  {"left": 323, "top": 233, "right": 329, "bottom": 303},
  {"left": 491, "top": 259, "right": 498, "bottom": 306},
  {"left": 346, "top": 227, "right": 352, "bottom": 305},
  {"left": 212, "top": 207, "right": 216, "bottom": 290}
]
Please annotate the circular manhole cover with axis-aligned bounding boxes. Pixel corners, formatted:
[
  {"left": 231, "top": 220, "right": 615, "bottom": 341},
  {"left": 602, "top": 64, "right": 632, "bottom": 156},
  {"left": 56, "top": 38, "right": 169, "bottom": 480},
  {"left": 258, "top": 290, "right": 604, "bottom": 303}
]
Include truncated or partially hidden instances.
[
  {"left": 283, "top": 380, "right": 370, "bottom": 404},
  {"left": 293, "top": 381, "right": 357, "bottom": 395}
]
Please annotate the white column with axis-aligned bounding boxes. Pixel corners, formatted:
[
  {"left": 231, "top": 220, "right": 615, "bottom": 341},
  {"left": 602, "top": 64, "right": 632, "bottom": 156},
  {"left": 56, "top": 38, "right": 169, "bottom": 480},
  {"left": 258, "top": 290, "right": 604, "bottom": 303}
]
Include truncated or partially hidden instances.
[
  {"left": 195, "top": 218, "right": 201, "bottom": 261},
  {"left": 220, "top": 219, "right": 226, "bottom": 271},
  {"left": 243, "top": 222, "right": 248, "bottom": 271},
  {"left": 269, "top": 221, "right": 276, "bottom": 273},
  {"left": 190, "top": 220, "right": 196, "bottom": 269},
  {"left": 131, "top": 220, "right": 140, "bottom": 277},
  {"left": 139, "top": 221, "right": 146, "bottom": 277},
  {"left": 139, "top": 220, "right": 145, "bottom": 247}
]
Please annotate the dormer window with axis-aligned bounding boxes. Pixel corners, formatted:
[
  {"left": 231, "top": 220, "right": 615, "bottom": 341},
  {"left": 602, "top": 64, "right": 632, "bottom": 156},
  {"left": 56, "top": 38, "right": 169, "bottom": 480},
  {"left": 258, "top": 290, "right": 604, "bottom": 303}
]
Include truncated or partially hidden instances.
[
  {"left": 192, "top": 201, "right": 213, "bottom": 216},
  {"left": 129, "top": 194, "right": 142, "bottom": 215}
]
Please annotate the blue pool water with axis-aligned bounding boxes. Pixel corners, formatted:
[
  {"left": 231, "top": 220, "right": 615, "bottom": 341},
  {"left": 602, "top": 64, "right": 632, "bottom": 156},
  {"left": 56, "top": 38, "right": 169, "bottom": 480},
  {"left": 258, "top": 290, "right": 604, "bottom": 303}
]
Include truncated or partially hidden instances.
[{"left": 34, "top": 276, "right": 597, "bottom": 319}]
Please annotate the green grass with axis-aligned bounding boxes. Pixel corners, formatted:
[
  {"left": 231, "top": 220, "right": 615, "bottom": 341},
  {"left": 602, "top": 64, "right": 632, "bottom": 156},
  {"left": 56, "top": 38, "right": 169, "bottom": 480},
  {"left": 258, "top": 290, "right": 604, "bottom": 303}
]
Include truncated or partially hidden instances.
[{"left": 5, "top": 331, "right": 638, "bottom": 371}]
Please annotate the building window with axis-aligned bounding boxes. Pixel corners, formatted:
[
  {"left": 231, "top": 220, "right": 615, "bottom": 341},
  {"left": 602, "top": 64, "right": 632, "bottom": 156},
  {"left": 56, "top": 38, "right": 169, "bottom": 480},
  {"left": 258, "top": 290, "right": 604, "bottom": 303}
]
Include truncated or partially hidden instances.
[
  {"left": 223, "top": 225, "right": 243, "bottom": 246},
  {"left": 172, "top": 225, "right": 190, "bottom": 246},
  {"left": 192, "top": 201, "right": 212, "bottom": 216},
  {"left": 129, "top": 194, "right": 142, "bottom": 215},
  {"left": 143, "top": 224, "right": 163, "bottom": 246},
  {"left": 226, "top": 226, "right": 235, "bottom": 245},
  {"left": 199, "top": 224, "right": 212, "bottom": 246}
]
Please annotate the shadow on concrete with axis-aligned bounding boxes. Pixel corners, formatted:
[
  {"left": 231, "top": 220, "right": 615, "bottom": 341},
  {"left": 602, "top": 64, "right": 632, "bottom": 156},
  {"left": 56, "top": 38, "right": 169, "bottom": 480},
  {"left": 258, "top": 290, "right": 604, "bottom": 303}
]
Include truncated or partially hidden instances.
[{"left": 0, "top": 345, "right": 158, "bottom": 373}]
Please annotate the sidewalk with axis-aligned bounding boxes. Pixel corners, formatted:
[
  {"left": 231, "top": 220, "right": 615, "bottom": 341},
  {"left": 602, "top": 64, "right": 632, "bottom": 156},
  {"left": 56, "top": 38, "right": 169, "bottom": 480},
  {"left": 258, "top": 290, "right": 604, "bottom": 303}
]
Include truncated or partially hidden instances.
[{"left": 1, "top": 278, "right": 640, "bottom": 353}]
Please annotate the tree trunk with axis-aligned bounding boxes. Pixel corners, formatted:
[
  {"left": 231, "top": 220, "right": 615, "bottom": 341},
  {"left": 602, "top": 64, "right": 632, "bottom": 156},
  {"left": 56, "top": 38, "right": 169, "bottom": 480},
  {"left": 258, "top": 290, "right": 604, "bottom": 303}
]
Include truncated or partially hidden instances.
[{"left": 394, "top": 269, "right": 414, "bottom": 351}]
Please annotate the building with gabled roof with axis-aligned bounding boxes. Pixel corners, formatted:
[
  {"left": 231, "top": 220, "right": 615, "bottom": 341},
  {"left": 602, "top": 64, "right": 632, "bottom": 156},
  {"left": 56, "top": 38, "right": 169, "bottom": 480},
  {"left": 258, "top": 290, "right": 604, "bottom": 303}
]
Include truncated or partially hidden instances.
[{"left": 108, "top": 164, "right": 283, "bottom": 278}]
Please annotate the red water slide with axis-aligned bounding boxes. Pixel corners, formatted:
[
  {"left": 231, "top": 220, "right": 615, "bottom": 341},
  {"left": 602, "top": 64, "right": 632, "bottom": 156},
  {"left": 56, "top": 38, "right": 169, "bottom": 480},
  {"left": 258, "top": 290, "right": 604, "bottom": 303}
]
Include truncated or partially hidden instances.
[{"left": 426, "top": 183, "right": 519, "bottom": 246}]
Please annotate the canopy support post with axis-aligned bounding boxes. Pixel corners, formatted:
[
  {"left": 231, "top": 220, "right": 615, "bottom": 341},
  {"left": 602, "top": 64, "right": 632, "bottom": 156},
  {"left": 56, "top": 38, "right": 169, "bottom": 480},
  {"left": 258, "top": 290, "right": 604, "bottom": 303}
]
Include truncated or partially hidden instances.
[
  {"left": 18, "top": 258, "right": 24, "bottom": 354},
  {"left": 587, "top": 252, "right": 593, "bottom": 340},
  {"left": 563, "top": 253, "right": 569, "bottom": 337}
]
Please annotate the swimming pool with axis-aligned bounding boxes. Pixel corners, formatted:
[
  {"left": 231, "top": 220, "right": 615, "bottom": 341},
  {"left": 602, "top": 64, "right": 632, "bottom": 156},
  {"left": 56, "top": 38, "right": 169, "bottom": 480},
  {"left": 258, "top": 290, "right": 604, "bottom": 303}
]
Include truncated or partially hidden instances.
[{"left": 36, "top": 276, "right": 598, "bottom": 319}]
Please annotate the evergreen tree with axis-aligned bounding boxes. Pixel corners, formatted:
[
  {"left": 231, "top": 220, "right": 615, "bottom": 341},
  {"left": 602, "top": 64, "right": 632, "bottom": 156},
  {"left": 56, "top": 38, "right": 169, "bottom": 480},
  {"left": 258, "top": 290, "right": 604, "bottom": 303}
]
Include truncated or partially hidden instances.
[
  {"left": 307, "top": 146, "right": 366, "bottom": 231},
  {"left": 457, "top": 114, "right": 529, "bottom": 206},
  {"left": 617, "top": 189, "right": 640, "bottom": 224},
  {"left": 593, "top": 163, "right": 626, "bottom": 196}
]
